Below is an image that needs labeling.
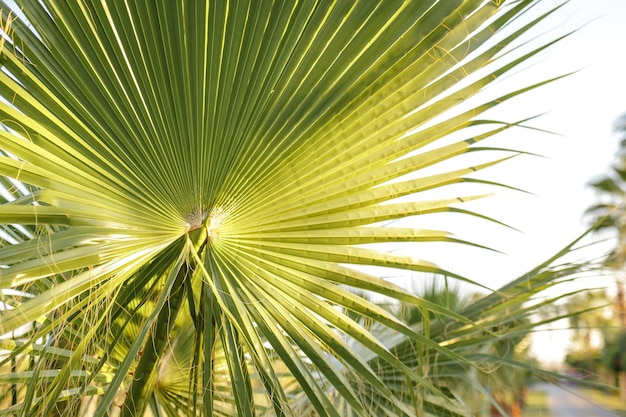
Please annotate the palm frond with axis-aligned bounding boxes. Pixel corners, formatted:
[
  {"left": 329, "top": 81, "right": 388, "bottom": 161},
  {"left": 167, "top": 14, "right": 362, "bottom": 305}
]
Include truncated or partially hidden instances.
[{"left": 0, "top": 1, "right": 574, "bottom": 416}]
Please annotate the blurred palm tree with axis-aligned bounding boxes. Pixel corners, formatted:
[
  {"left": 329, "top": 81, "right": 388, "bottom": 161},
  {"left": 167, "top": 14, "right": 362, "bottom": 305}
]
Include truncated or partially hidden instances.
[
  {"left": 560, "top": 290, "right": 613, "bottom": 383},
  {"left": 587, "top": 124, "right": 626, "bottom": 267},
  {"left": 586, "top": 113, "right": 626, "bottom": 328},
  {"left": 564, "top": 291, "right": 612, "bottom": 359},
  {"left": 394, "top": 281, "right": 532, "bottom": 417},
  {"left": 0, "top": 1, "right": 579, "bottom": 416},
  {"left": 586, "top": 113, "right": 626, "bottom": 399}
]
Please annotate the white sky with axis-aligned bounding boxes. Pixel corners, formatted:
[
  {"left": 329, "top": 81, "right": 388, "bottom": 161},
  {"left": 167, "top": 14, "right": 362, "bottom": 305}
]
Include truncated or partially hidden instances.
[
  {"left": 490, "top": 0, "right": 626, "bottom": 279},
  {"left": 436, "top": 0, "right": 626, "bottom": 283},
  {"left": 458, "top": 0, "right": 626, "bottom": 364},
  {"left": 377, "top": 0, "right": 626, "bottom": 365}
]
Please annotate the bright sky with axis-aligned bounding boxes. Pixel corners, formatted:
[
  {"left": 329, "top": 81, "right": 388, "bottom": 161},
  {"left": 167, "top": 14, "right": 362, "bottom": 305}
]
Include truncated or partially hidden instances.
[
  {"left": 433, "top": 0, "right": 626, "bottom": 282},
  {"left": 380, "top": 0, "right": 626, "bottom": 366},
  {"left": 488, "top": 0, "right": 626, "bottom": 279},
  {"left": 352, "top": 1, "right": 626, "bottom": 365},
  {"left": 458, "top": 0, "right": 626, "bottom": 364}
]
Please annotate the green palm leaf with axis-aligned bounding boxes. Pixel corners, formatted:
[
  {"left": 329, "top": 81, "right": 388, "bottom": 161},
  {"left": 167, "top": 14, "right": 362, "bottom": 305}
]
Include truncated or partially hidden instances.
[{"left": 0, "top": 1, "right": 573, "bottom": 416}]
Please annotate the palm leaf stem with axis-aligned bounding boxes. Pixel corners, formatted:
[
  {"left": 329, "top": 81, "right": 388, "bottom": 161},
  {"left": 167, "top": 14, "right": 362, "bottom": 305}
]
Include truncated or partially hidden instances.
[
  {"left": 202, "top": 282, "right": 217, "bottom": 417},
  {"left": 121, "top": 252, "right": 191, "bottom": 417}
]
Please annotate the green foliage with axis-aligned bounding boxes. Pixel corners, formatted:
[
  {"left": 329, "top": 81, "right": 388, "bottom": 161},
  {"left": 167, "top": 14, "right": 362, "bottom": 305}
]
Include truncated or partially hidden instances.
[
  {"left": 584, "top": 112, "right": 626, "bottom": 384},
  {"left": 604, "top": 331, "right": 626, "bottom": 373},
  {"left": 586, "top": 113, "right": 626, "bottom": 260},
  {"left": 0, "top": 1, "right": 581, "bottom": 416}
]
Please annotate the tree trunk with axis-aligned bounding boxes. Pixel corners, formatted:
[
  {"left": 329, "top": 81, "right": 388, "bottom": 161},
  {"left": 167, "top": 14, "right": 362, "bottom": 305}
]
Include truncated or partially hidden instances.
[{"left": 617, "top": 279, "right": 626, "bottom": 403}]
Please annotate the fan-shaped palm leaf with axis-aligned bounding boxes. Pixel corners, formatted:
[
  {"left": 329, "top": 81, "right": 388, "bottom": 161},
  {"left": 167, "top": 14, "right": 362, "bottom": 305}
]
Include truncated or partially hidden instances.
[{"left": 0, "top": 1, "right": 572, "bottom": 416}]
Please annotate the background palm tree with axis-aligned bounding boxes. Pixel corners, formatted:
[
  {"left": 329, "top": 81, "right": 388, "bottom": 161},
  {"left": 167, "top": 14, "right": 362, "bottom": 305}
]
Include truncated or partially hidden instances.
[
  {"left": 391, "top": 280, "right": 532, "bottom": 417},
  {"left": 587, "top": 114, "right": 626, "bottom": 231},
  {"left": 586, "top": 113, "right": 626, "bottom": 323},
  {"left": 0, "top": 1, "right": 584, "bottom": 416},
  {"left": 585, "top": 113, "right": 626, "bottom": 399},
  {"left": 559, "top": 290, "right": 613, "bottom": 386}
]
